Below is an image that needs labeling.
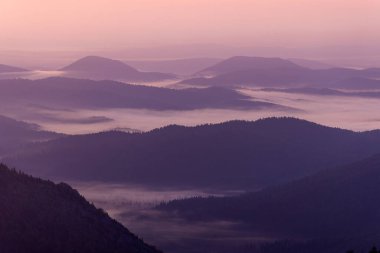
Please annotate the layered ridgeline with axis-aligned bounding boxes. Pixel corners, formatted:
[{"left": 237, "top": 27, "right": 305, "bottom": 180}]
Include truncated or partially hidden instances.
[
  {"left": 157, "top": 154, "right": 380, "bottom": 253},
  {"left": 61, "top": 56, "right": 175, "bottom": 82},
  {"left": 126, "top": 58, "right": 222, "bottom": 76},
  {"left": 262, "top": 86, "right": 380, "bottom": 98},
  {"left": 182, "top": 56, "right": 380, "bottom": 89},
  {"left": 287, "top": 58, "right": 335, "bottom": 70},
  {"left": 5, "top": 118, "right": 380, "bottom": 189},
  {"left": 195, "top": 56, "right": 305, "bottom": 77},
  {"left": 0, "top": 164, "right": 161, "bottom": 253},
  {"left": 0, "top": 115, "right": 61, "bottom": 156},
  {"left": 0, "top": 77, "right": 280, "bottom": 110}
]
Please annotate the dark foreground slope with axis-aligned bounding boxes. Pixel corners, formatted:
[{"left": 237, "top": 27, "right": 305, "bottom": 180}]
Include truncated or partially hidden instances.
[
  {"left": 5, "top": 118, "right": 380, "bottom": 189},
  {"left": 0, "top": 164, "right": 161, "bottom": 253},
  {"left": 158, "top": 154, "right": 380, "bottom": 253}
]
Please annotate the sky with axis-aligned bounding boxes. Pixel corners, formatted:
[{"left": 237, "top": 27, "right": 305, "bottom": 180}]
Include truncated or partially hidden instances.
[{"left": 1, "top": 0, "right": 380, "bottom": 52}]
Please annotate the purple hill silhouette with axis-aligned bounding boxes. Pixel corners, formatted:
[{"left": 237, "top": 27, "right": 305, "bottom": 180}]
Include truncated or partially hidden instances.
[
  {"left": 288, "top": 58, "right": 335, "bottom": 69},
  {"left": 262, "top": 86, "right": 380, "bottom": 98},
  {"left": 5, "top": 118, "right": 380, "bottom": 189},
  {"left": 126, "top": 58, "right": 222, "bottom": 76},
  {"left": 196, "top": 56, "right": 305, "bottom": 76},
  {"left": 0, "top": 77, "right": 282, "bottom": 110},
  {"left": 61, "top": 56, "right": 176, "bottom": 82},
  {"left": 183, "top": 56, "right": 380, "bottom": 88},
  {"left": 333, "top": 77, "right": 380, "bottom": 90},
  {"left": 0, "top": 64, "right": 27, "bottom": 73}
]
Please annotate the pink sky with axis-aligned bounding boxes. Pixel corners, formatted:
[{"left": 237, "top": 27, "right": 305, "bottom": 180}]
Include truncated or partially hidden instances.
[{"left": 1, "top": 0, "right": 380, "bottom": 51}]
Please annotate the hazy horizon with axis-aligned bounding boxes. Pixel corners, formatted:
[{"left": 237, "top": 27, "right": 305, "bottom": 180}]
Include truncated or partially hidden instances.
[
  {"left": 2, "top": 0, "right": 380, "bottom": 50},
  {"left": 2, "top": 0, "right": 380, "bottom": 68}
]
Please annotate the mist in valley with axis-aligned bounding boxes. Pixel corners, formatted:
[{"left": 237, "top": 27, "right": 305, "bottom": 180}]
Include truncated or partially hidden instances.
[
  {"left": 2, "top": 1, "right": 380, "bottom": 252},
  {"left": 1, "top": 87, "right": 379, "bottom": 135},
  {"left": 2, "top": 54, "right": 380, "bottom": 253}
]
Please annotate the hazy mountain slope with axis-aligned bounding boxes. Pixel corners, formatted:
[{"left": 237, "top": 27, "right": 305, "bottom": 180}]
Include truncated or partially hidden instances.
[
  {"left": 196, "top": 56, "right": 305, "bottom": 76},
  {"left": 288, "top": 58, "right": 335, "bottom": 69},
  {"left": 126, "top": 58, "right": 222, "bottom": 76},
  {"left": 184, "top": 67, "right": 314, "bottom": 87},
  {"left": 0, "top": 77, "right": 279, "bottom": 110},
  {"left": 5, "top": 118, "right": 380, "bottom": 189},
  {"left": 62, "top": 56, "right": 138, "bottom": 73},
  {"left": 0, "top": 164, "right": 161, "bottom": 253},
  {"left": 182, "top": 56, "right": 380, "bottom": 87},
  {"left": 0, "top": 115, "right": 61, "bottom": 156},
  {"left": 0, "top": 64, "right": 27, "bottom": 73},
  {"left": 61, "top": 56, "right": 175, "bottom": 81},
  {"left": 334, "top": 77, "right": 380, "bottom": 90},
  {"left": 157, "top": 154, "right": 380, "bottom": 252},
  {"left": 262, "top": 87, "right": 346, "bottom": 96},
  {"left": 184, "top": 67, "right": 380, "bottom": 88},
  {"left": 262, "top": 86, "right": 380, "bottom": 98}
]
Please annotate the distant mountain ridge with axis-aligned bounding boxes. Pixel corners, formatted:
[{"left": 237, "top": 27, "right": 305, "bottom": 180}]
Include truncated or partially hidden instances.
[
  {"left": 62, "top": 56, "right": 138, "bottom": 73},
  {"left": 0, "top": 164, "right": 161, "bottom": 253},
  {"left": 262, "top": 86, "right": 380, "bottom": 98},
  {"left": 5, "top": 117, "right": 380, "bottom": 189},
  {"left": 0, "top": 64, "right": 27, "bottom": 73},
  {"left": 61, "top": 56, "right": 176, "bottom": 82},
  {"left": 287, "top": 58, "right": 335, "bottom": 69},
  {"left": 126, "top": 58, "right": 222, "bottom": 76},
  {"left": 183, "top": 56, "right": 380, "bottom": 88},
  {"left": 334, "top": 77, "right": 380, "bottom": 90},
  {"left": 0, "top": 77, "right": 281, "bottom": 110},
  {"left": 195, "top": 56, "right": 305, "bottom": 76}
]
